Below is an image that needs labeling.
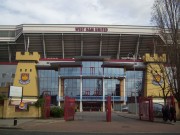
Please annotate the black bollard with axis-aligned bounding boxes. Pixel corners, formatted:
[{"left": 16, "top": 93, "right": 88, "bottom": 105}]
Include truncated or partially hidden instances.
[{"left": 14, "top": 118, "right": 17, "bottom": 126}]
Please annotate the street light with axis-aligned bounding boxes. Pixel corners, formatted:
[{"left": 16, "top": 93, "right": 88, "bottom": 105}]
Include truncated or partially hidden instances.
[{"left": 127, "top": 53, "right": 137, "bottom": 115}]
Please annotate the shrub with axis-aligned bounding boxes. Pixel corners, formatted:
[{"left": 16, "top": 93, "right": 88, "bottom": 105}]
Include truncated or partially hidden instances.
[
  {"left": 35, "top": 97, "right": 44, "bottom": 107},
  {"left": 50, "top": 106, "right": 64, "bottom": 118},
  {"left": 0, "top": 94, "right": 6, "bottom": 100}
]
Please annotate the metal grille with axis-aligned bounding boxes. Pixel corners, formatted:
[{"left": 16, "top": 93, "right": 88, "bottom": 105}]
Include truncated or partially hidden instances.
[
  {"left": 139, "top": 97, "right": 154, "bottom": 122},
  {"left": 64, "top": 96, "right": 76, "bottom": 121}
]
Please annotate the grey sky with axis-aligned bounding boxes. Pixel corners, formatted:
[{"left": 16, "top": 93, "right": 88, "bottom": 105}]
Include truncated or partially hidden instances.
[{"left": 0, "top": 0, "right": 154, "bottom": 25}]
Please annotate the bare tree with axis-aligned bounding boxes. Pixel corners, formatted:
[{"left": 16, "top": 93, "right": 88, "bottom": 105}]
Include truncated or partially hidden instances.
[{"left": 151, "top": 0, "right": 180, "bottom": 106}]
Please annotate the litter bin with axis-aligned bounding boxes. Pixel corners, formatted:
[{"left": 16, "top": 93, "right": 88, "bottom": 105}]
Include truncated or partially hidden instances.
[{"left": 14, "top": 118, "right": 17, "bottom": 126}]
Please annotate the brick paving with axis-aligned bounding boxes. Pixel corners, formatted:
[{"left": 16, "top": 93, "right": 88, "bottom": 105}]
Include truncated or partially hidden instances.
[
  {"left": 1, "top": 112, "right": 180, "bottom": 133},
  {"left": 16, "top": 112, "right": 180, "bottom": 133}
]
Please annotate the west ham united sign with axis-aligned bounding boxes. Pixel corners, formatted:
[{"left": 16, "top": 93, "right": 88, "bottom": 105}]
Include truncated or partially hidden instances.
[
  {"left": 19, "top": 73, "right": 30, "bottom": 85},
  {"left": 75, "top": 27, "right": 108, "bottom": 32}
]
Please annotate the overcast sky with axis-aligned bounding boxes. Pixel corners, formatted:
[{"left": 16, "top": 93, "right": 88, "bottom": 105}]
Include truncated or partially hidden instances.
[{"left": 0, "top": 0, "right": 155, "bottom": 26}]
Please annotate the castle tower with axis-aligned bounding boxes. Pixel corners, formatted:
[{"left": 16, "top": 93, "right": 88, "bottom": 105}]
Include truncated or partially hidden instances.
[
  {"left": 143, "top": 53, "right": 169, "bottom": 97},
  {"left": 13, "top": 52, "right": 40, "bottom": 98}
]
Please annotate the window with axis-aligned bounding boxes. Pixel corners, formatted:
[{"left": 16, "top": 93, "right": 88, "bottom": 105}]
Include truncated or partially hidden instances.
[
  {"left": 38, "top": 70, "right": 59, "bottom": 96},
  {"left": 60, "top": 68, "right": 81, "bottom": 76},
  {"left": 11, "top": 74, "right": 15, "bottom": 78},
  {"left": 125, "top": 71, "right": 144, "bottom": 98},
  {"left": 82, "top": 61, "right": 103, "bottom": 76},
  {"left": 64, "top": 79, "right": 80, "bottom": 97},
  {"left": 82, "top": 79, "right": 103, "bottom": 96},
  {"left": 104, "top": 79, "right": 119, "bottom": 96},
  {"left": 1, "top": 82, "right": 6, "bottom": 87},
  {"left": 2, "top": 73, "right": 6, "bottom": 78},
  {"left": 104, "top": 68, "right": 124, "bottom": 77},
  {"left": 0, "top": 30, "right": 15, "bottom": 37}
]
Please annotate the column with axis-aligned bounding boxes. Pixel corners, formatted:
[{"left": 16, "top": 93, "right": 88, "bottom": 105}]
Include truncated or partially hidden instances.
[
  {"left": 123, "top": 78, "right": 126, "bottom": 105},
  {"left": 58, "top": 77, "right": 61, "bottom": 106},
  {"left": 42, "top": 34, "right": 46, "bottom": 58},
  {"left": 103, "top": 78, "right": 105, "bottom": 112},
  {"left": 80, "top": 77, "right": 83, "bottom": 112},
  {"left": 120, "top": 78, "right": 126, "bottom": 105},
  {"left": 62, "top": 34, "right": 64, "bottom": 59}
]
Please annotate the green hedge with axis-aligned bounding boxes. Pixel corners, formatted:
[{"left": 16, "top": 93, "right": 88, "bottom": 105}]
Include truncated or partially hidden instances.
[{"left": 50, "top": 106, "right": 64, "bottom": 118}]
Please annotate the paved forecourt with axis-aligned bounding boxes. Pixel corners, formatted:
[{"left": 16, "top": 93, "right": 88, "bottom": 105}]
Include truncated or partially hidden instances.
[{"left": 10, "top": 112, "right": 180, "bottom": 133}]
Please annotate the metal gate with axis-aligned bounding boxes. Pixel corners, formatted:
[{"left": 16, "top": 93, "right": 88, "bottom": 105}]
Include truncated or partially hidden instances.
[
  {"left": 42, "top": 91, "right": 51, "bottom": 119},
  {"left": 106, "top": 96, "right": 111, "bottom": 122},
  {"left": 139, "top": 96, "right": 154, "bottom": 122},
  {"left": 64, "top": 96, "right": 76, "bottom": 121}
]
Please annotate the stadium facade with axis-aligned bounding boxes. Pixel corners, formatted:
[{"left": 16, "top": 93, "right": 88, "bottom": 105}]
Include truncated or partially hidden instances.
[{"left": 0, "top": 24, "right": 165, "bottom": 112}]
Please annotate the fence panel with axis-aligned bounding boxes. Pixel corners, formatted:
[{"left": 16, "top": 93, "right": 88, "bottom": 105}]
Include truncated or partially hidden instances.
[
  {"left": 43, "top": 92, "right": 51, "bottom": 119},
  {"left": 64, "top": 96, "right": 76, "bottom": 121}
]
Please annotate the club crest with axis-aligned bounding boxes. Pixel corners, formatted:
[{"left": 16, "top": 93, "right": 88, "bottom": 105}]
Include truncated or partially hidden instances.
[
  {"left": 19, "top": 73, "right": 30, "bottom": 84},
  {"left": 19, "top": 102, "right": 28, "bottom": 110},
  {"left": 152, "top": 74, "right": 162, "bottom": 85}
]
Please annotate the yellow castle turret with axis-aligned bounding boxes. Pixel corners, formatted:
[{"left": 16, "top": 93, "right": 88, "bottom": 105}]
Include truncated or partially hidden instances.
[
  {"left": 13, "top": 52, "right": 40, "bottom": 97},
  {"left": 143, "top": 53, "right": 169, "bottom": 97},
  {"left": 143, "top": 53, "right": 166, "bottom": 63}
]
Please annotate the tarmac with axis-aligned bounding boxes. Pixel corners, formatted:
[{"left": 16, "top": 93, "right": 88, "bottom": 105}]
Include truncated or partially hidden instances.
[{"left": 0, "top": 112, "right": 180, "bottom": 133}]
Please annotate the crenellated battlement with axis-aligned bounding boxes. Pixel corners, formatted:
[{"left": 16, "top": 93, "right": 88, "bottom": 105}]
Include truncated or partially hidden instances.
[
  {"left": 143, "top": 53, "right": 166, "bottom": 62},
  {"left": 16, "top": 52, "right": 40, "bottom": 62}
]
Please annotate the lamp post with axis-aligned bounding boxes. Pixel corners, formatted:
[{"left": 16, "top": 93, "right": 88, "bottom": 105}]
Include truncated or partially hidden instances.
[{"left": 127, "top": 53, "right": 137, "bottom": 115}]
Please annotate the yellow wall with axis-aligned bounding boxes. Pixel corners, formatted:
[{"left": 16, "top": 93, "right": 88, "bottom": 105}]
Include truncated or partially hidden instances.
[
  {"left": 61, "top": 79, "right": 64, "bottom": 97},
  {"left": 120, "top": 79, "right": 124, "bottom": 97},
  {"left": 143, "top": 53, "right": 166, "bottom": 62},
  {"left": 0, "top": 87, "right": 9, "bottom": 97},
  {"left": 0, "top": 105, "right": 3, "bottom": 118},
  {"left": 143, "top": 53, "right": 169, "bottom": 97},
  {"left": 0, "top": 100, "right": 41, "bottom": 118},
  {"left": 13, "top": 52, "right": 40, "bottom": 97},
  {"left": 16, "top": 52, "right": 40, "bottom": 62},
  {"left": 13, "top": 62, "right": 38, "bottom": 97},
  {"left": 145, "top": 64, "right": 169, "bottom": 97}
]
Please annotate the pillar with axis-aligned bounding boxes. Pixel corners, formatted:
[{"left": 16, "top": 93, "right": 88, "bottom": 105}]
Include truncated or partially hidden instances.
[
  {"left": 123, "top": 78, "right": 126, "bottom": 105},
  {"left": 80, "top": 77, "right": 83, "bottom": 112},
  {"left": 103, "top": 78, "right": 105, "bottom": 112},
  {"left": 120, "top": 78, "right": 126, "bottom": 105},
  {"left": 58, "top": 78, "right": 61, "bottom": 106}
]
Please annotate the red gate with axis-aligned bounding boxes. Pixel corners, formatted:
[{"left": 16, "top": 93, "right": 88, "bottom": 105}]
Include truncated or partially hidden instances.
[
  {"left": 64, "top": 96, "right": 76, "bottom": 121},
  {"left": 106, "top": 96, "right": 111, "bottom": 122},
  {"left": 43, "top": 92, "right": 51, "bottom": 119},
  {"left": 139, "top": 96, "right": 154, "bottom": 122}
]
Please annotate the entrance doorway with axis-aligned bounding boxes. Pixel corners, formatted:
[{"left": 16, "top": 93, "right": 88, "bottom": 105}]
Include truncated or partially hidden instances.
[{"left": 83, "top": 102, "right": 102, "bottom": 111}]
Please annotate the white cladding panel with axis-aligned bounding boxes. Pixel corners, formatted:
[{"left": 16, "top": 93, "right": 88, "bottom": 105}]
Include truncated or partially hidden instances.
[{"left": 22, "top": 24, "right": 159, "bottom": 35}]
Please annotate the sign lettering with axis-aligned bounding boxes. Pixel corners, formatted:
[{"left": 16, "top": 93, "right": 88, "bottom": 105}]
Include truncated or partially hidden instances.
[{"left": 75, "top": 27, "right": 108, "bottom": 32}]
